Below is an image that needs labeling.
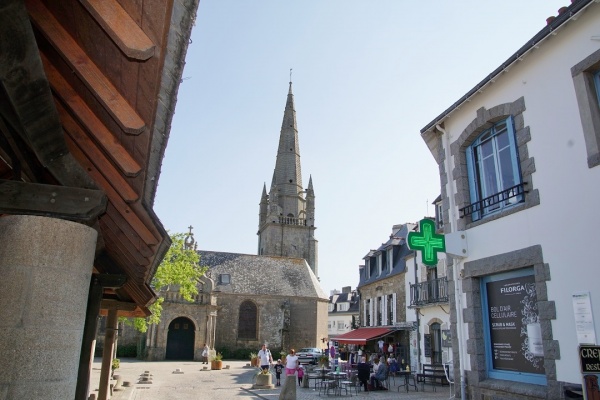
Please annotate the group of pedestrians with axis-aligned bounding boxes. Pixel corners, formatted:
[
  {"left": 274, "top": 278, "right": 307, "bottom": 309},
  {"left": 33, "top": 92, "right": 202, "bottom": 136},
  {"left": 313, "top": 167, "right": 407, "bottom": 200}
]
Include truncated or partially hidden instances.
[{"left": 257, "top": 344, "right": 304, "bottom": 387}]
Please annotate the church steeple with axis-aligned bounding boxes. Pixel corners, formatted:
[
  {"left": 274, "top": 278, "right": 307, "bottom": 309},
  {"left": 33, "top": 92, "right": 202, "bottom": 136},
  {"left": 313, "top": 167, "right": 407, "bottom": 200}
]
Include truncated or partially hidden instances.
[
  {"left": 270, "top": 81, "right": 303, "bottom": 215},
  {"left": 257, "top": 80, "right": 318, "bottom": 277}
]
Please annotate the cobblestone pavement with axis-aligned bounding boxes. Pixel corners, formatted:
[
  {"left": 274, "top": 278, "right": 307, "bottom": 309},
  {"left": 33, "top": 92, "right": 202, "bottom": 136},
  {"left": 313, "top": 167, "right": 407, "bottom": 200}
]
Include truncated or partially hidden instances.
[{"left": 90, "top": 359, "right": 452, "bottom": 400}]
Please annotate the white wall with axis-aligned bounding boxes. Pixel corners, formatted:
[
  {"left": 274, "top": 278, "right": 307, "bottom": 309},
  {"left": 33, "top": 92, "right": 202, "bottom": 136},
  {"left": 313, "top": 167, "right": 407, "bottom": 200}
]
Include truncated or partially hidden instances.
[{"left": 437, "top": 5, "right": 600, "bottom": 385}]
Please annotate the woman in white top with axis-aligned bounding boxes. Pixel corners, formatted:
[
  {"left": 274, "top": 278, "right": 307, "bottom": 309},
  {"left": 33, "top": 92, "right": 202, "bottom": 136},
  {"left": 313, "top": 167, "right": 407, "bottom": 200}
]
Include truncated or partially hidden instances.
[{"left": 285, "top": 348, "right": 299, "bottom": 376}]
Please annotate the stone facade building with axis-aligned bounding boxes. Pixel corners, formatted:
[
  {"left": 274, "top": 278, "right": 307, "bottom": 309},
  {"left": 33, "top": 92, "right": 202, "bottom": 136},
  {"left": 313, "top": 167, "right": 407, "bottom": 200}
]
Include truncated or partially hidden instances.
[
  {"left": 142, "top": 82, "right": 328, "bottom": 360},
  {"left": 334, "top": 223, "right": 417, "bottom": 364}
]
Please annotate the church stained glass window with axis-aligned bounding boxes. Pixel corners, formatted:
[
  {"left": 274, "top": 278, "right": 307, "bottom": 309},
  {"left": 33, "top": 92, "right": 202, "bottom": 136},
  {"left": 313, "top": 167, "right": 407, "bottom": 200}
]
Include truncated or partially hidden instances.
[{"left": 238, "top": 300, "right": 257, "bottom": 339}]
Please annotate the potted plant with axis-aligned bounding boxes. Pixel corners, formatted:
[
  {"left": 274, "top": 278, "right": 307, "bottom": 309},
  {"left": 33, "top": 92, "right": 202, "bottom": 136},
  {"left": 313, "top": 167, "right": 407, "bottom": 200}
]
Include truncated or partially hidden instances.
[
  {"left": 319, "top": 355, "right": 329, "bottom": 367},
  {"left": 249, "top": 352, "right": 258, "bottom": 367},
  {"left": 252, "top": 367, "right": 274, "bottom": 388},
  {"left": 211, "top": 352, "right": 223, "bottom": 370},
  {"left": 111, "top": 358, "right": 120, "bottom": 377}
]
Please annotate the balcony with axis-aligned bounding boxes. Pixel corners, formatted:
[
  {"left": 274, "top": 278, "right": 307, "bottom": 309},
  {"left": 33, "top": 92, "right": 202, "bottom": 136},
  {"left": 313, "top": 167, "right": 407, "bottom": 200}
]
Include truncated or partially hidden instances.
[
  {"left": 278, "top": 216, "right": 307, "bottom": 226},
  {"left": 459, "top": 183, "right": 526, "bottom": 219},
  {"left": 410, "top": 278, "right": 449, "bottom": 307}
]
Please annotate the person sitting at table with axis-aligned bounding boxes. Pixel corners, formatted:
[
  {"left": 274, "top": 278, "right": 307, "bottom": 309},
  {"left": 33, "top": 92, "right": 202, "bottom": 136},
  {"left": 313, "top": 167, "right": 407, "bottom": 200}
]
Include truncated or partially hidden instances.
[
  {"left": 370, "top": 357, "right": 381, "bottom": 380},
  {"left": 370, "top": 358, "right": 388, "bottom": 390},
  {"left": 388, "top": 356, "right": 398, "bottom": 374},
  {"left": 356, "top": 356, "right": 370, "bottom": 392}
]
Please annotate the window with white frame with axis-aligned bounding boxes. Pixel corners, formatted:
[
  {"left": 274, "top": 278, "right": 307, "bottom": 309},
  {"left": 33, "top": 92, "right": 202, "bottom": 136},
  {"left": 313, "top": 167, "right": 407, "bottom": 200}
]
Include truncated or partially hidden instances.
[
  {"left": 337, "top": 321, "right": 345, "bottom": 330},
  {"left": 465, "top": 116, "right": 523, "bottom": 220},
  {"left": 387, "top": 248, "right": 393, "bottom": 270},
  {"left": 572, "top": 48, "right": 600, "bottom": 168},
  {"left": 328, "top": 304, "right": 334, "bottom": 312},
  {"left": 338, "top": 303, "right": 348, "bottom": 312},
  {"left": 435, "top": 200, "right": 444, "bottom": 231}
]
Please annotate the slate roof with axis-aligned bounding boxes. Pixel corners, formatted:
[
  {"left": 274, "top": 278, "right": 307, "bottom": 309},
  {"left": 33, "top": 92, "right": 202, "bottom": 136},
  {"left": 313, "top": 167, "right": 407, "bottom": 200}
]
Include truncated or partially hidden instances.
[
  {"left": 358, "top": 224, "right": 415, "bottom": 288},
  {"left": 198, "top": 250, "right": 328, "bottom": 299},
  {"left": 329, "top": 291, "right": 360, "bottom": 314}
]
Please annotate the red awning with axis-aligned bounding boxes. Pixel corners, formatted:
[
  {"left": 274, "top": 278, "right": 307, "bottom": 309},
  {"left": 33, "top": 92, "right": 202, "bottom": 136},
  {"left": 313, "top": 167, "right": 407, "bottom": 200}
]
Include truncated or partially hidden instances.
[{"left": 331, "top": 327, "right": 393, "bottom": 345}]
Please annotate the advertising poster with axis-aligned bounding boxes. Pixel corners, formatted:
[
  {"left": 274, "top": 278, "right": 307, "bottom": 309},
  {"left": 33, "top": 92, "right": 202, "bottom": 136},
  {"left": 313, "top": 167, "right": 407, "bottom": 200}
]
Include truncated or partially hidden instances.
[{"left": 486, "top": 275, "right": 545, "bottom": 374}]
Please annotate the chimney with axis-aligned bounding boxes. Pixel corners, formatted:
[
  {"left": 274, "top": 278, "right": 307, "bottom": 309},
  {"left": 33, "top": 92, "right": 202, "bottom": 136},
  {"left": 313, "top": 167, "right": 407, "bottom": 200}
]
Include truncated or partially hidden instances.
[{"left": 342, "top": 286, "right": 351, "bottom": 294}]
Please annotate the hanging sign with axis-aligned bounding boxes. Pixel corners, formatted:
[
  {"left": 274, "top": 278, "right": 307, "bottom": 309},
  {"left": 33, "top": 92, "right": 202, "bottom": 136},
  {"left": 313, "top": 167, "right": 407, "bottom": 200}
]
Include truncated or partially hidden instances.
[{"left": 407, "top": 219, "right": 445, "bottom": 266}]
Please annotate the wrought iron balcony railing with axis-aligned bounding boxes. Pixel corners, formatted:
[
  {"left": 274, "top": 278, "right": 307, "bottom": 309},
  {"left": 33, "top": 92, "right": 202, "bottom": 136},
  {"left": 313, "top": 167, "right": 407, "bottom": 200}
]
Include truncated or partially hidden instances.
[
  {"left": 410, "top": 278, "right": 449, "bottom": 307},
  {"left": 459, "top": 183, "right": 526, "bottom": 219}
]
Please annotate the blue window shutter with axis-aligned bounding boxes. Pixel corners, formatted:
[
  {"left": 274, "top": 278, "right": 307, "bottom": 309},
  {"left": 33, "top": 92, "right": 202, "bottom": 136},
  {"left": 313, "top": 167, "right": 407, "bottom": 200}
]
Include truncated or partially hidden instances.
[
  {"left": 593, "top": 70, "right": 600, "bottom": 109},
  {"left": 465, "top": 145, "right": 480, "bottom": 220}
]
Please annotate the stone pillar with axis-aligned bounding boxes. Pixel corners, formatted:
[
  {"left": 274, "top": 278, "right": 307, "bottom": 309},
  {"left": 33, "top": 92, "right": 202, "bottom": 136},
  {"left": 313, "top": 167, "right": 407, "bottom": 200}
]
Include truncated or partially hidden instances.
[
  {"left": 278, "top": 375, "right": 297, "bottom": 400},
  {"left": 0, "top": 215, "right": 97, "bottom": 399}
]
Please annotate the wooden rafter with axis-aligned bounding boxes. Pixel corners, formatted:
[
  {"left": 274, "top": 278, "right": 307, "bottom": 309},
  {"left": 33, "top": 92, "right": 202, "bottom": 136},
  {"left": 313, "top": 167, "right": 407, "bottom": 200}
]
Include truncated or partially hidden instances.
[
  {"left": 41, "top": 53, "right": 142, "bottom": 177},
  {"left": 26, "top": 0, "right": 146, "bottom": 135},
  {"left": 100, "top": 210, "right": 154, "bottom": 258},
  {"left": 65, "top": 140, "right": 158, "bottom": 245},
  {"left": 58, "top": 102, "right": 139, "bottom": 203},
  {"left": 79, "top": 0, "right": 155, "bottom": 61}
]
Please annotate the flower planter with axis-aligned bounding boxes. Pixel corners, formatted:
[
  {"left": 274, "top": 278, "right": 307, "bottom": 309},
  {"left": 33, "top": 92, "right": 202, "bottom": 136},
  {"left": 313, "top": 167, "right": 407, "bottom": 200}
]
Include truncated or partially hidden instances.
[
  {"left": 252, "top": 373, "right": 274, "bottom": 389},
  {"left": 211, "top": 360, "right": 223, "bottom": 370}
]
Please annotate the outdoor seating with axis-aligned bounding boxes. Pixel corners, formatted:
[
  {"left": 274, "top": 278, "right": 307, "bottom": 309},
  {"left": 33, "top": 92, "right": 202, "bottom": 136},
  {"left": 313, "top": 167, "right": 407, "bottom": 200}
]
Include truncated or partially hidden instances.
[
  {"left": 317, "top": 378, "right": 336, "bottom": 396},
  {"left": 416, "top": 364, "right": 449, "bottom": 391}
]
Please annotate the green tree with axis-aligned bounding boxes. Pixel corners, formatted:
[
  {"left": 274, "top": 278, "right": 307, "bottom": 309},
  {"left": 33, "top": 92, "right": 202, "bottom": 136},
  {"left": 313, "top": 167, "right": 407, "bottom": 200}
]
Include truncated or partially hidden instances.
[{"left": 128, "top": 232, "right": 207, "bottom": 332}]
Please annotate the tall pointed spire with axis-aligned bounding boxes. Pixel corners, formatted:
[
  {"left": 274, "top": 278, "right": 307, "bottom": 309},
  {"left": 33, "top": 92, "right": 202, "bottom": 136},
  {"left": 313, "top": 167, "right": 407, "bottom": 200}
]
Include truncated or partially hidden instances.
[
  {"left": 272, "top": 79, "right": 303, "bottom": 214},
  {"left": 257, "top": 81, "right": 318, "bottom": 277}
]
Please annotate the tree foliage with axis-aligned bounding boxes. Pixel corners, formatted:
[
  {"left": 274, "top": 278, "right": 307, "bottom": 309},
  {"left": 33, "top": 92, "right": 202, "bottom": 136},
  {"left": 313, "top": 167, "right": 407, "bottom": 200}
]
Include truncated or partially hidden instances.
[{"left": 128, "top": 232, "right": 207, "bottom": 332}]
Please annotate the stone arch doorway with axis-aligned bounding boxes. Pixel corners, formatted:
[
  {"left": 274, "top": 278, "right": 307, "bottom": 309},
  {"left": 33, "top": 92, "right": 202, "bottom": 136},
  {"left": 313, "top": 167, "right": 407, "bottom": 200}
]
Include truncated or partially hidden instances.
[{"left": 166, "top": 317, "right": 195, "bottom": 360}]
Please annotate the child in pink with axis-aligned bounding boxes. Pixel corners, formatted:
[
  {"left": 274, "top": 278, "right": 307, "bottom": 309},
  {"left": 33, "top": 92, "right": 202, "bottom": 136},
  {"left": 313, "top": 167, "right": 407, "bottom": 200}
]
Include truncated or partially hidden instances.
[{"left": 297, "top": 365, "right": 304, "bottom": 386}]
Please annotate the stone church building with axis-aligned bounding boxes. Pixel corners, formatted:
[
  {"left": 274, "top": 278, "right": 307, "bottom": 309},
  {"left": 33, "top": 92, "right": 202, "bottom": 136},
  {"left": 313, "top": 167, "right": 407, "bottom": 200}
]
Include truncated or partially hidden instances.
[{"left": 143, "top": 83, "right": 328, "bottom": 360}]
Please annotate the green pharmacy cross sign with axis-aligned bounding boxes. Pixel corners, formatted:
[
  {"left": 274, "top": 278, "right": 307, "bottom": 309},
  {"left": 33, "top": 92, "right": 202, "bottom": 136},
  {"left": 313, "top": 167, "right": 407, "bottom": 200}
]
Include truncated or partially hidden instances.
[{"left": 407, "top": 219, "right": 446, "bottom": 266}]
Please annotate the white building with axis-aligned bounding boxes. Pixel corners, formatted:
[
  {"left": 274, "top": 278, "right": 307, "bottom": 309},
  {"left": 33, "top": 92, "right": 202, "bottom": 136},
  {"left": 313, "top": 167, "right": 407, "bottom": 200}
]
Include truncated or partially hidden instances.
[
  {"left": 420, "top": 1, "right": 600, "bottom": 399},
  {"left": 405, "top": 199, "right": 453, "bottom": 372},
  {"left": 327, "top": 287, "right": 360, "bottom": 338}
]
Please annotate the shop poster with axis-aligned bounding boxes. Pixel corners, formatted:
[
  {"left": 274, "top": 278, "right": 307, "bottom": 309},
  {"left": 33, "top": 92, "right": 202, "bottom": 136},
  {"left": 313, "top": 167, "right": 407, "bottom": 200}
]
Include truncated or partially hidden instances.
[{"left": 486, "top": 275, "right": 545, "bottom": 374}]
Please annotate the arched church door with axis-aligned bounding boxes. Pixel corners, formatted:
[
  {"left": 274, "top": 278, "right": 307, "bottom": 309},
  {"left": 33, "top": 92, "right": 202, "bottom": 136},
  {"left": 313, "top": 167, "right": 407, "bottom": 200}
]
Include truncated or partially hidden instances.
[{"left": 166, "top": 317, "right": 195, "bottom": 360}]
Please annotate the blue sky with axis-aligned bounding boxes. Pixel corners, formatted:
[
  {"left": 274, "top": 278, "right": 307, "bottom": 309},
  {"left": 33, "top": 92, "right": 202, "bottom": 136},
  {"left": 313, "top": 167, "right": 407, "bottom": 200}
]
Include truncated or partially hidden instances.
[{"left": 154, "top": 1, "right": 569, "bottom": 295}]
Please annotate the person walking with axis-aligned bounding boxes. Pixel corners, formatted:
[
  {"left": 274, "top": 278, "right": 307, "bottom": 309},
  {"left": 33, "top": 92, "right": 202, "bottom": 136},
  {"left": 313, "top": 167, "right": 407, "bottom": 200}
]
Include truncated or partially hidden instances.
[
  {"left": 258, "top": 344, "right": 273, "bottom": 372},
  {"left": 297, "top": 365, "right": 304, "bottom": 386},
  {"left": 285, "top": 348, "right": 299, "bottom": 376},
  {"left": 274, "top": 359, "right": 284, "bottom": 386},
  {"left": 201, "top": 343, "right": 209, "bottom": 364}
]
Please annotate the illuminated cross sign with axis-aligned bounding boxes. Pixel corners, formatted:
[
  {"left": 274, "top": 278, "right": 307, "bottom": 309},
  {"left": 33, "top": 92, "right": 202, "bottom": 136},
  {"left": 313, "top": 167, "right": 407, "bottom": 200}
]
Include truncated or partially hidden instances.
[{"left": 407, "top": 219, "right": 445, "bottom": 266}]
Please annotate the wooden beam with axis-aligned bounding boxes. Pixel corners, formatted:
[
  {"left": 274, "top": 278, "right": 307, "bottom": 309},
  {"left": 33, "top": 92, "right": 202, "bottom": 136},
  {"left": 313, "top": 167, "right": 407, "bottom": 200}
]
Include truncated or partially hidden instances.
[
  {"left": 58, "top": 102, "right": 139, "bottom": 203},
  {"left": 64, "top": 140, "right": 158, "bottom": 245},
  {"left": 79, "top": 0, "right": 155, "bottom": 61},
  {"left": 41, "top": 53, "right": 141, "bottom": 177},
  {"left": 0, "top": 179, "right": 106, "bottom": 220},
  {"left": 101, "top": 299, "right": 138, "bottom": 312},
  {"left": 0, "top": 0, "right": 97, "bottom": 190},
  {"left": 26, "top": 0, "right": 146, "bottom": 135},
  {"left": 99, "top": 213, "right": 154, "bottom": 258},
  {"left": 103, "top": 230, "right": 150, "bottom": 268}
]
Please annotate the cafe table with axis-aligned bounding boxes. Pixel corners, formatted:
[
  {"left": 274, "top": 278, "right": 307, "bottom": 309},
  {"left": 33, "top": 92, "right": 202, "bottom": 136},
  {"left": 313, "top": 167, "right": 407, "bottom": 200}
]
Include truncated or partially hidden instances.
[
  {"left": 395, "top": 370, "right": 418, "bottom": 392},
  {"left": 326, "top": 371, "right": 348, "bottom": 396}
]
